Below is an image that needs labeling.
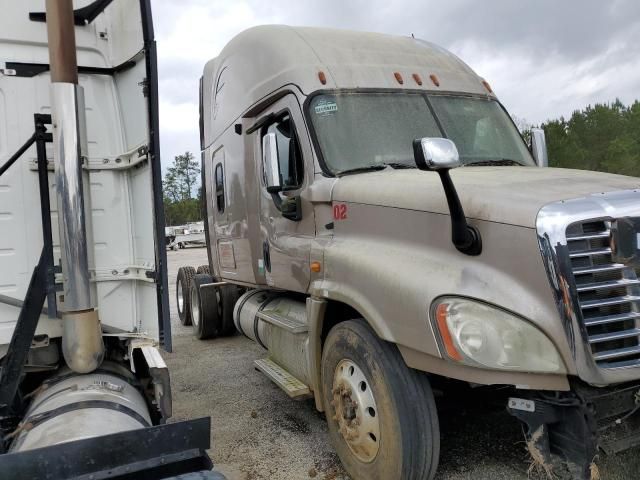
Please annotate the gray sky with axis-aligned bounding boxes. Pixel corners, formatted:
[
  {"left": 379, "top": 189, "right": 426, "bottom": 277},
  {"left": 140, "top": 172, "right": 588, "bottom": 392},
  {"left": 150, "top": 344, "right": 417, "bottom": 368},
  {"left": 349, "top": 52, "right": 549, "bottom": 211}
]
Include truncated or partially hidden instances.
[{"left": 153, "top": 0, "right": 640, "bottom": 168}]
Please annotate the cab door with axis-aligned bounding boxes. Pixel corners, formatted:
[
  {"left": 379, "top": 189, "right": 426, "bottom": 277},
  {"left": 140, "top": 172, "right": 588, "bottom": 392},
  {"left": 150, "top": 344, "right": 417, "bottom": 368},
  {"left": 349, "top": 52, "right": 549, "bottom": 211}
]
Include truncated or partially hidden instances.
[{"left": 254, "top": 95, "right": 315, "bottom": 292}]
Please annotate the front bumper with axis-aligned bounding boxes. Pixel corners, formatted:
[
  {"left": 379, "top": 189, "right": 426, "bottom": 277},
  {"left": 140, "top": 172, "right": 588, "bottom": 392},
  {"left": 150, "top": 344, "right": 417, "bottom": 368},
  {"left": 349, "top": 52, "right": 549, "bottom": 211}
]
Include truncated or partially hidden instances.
[{"left": 508, "top": 380, "right": 640, "bottom": 479}]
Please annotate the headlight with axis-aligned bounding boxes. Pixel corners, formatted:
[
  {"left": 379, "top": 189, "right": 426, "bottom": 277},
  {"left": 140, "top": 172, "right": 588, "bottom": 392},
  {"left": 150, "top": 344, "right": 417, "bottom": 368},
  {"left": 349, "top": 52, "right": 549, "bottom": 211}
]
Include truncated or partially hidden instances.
[{"left": 432, "top": 297, "right": 566, "bottom": 373}]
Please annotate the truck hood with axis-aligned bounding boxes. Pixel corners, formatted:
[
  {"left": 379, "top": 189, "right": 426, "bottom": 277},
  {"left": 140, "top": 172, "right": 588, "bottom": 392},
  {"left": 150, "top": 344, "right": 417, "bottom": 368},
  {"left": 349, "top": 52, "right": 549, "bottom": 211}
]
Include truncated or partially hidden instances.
[{"left": 331, "top": 167, "right": 640, "bottom": 228}]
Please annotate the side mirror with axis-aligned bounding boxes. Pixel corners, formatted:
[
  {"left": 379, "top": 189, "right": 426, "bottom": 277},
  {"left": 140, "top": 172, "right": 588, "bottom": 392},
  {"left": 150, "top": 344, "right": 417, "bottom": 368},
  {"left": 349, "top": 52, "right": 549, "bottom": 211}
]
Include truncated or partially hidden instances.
[
  {"left": 412, "top": 137, "right": 461, "bottom": 171},
  {"left": 530, "top": 128, "right": 548, "bottom": 168},
  {"left": 262, "top": 132, "right": 282, "bottom": 193},
  {"left": 261, "top": 131, "right": 302, "bottom": 222},
  {"left": 412, "top": 137, "right": 482, "bottom": 256}
]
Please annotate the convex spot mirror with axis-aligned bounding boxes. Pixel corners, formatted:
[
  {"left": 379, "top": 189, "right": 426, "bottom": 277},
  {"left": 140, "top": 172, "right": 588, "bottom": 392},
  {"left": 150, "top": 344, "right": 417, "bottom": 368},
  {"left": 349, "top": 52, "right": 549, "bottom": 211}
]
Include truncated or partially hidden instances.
[
  {"left": 262, "top": 132, "right": 282, "bottom": 193},
  {"left": 412, "top": 137, "right": 461, "bottom": 171}
]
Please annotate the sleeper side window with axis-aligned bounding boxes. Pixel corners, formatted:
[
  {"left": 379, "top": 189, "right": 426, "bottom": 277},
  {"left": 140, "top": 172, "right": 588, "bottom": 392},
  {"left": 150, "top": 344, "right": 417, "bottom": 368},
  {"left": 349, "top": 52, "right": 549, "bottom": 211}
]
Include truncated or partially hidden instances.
[
  {"left": 214, "top": 162, "right": 225, "bottom": 213},
  {"left": 262, "top": 113, "right": 304, "bottom": 190}
]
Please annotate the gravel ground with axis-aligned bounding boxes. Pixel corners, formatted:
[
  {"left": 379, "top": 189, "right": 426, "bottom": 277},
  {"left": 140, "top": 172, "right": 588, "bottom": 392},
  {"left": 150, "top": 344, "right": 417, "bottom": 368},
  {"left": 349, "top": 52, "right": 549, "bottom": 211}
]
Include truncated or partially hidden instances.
[{"left": 163, "top": 247, "right": 640, "bottom": 480}]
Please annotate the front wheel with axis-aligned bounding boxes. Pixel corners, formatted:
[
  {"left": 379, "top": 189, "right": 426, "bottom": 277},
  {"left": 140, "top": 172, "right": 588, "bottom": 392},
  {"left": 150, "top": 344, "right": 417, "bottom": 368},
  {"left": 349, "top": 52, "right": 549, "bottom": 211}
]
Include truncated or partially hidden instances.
[{"left": 322, "top": 320, "right": 440, "bottom": 480}]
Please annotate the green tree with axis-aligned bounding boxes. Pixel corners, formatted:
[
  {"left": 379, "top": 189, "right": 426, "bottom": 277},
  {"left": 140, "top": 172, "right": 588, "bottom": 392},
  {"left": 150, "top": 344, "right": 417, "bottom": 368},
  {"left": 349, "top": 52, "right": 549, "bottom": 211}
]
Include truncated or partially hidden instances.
[
  {"left": 163, "top": 169, "right": 180, "bottom": 203},
  {"left": 162, "top": 151, "right": 202, "bottom": 226},
  {"left": 166, "top": 151, "right": 200, "bottom": 200},
  {"left": 543, "top": 99, "right": 639, "bottom": 176}
]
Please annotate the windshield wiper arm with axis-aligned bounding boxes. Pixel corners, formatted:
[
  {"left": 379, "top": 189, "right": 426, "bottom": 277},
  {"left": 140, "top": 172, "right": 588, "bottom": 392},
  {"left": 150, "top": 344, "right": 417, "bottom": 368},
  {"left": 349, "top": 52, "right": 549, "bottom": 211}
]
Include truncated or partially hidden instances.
[
  {"left": 465, "top": 159, "right": 522, "bottom": 167},
  {"left": 336, "top": 165, "right": 387, "bottom": 176},
  {"left": 337, "top": 162, "right": 416, "bottom": 176}
]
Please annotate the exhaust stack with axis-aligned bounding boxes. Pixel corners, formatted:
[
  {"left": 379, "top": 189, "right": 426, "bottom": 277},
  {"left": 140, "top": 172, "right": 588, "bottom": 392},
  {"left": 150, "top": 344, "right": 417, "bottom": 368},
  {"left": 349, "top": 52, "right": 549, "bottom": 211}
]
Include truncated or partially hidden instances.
[{"left": 46, "top": 0, "right": 104, "bottom": 373}]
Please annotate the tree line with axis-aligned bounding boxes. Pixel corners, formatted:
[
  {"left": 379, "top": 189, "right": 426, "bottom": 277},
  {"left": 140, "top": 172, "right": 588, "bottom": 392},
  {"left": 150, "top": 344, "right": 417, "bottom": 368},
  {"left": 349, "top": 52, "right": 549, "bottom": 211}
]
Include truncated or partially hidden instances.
[
  {"left": 162, "top": 151, "right": 202, "bottom": 227},
  {"left": 542, "top": 99, "right": 640, "bottom": 176},
  {"left": 162, "top": 99, "right": 639, "bottom": 226}
]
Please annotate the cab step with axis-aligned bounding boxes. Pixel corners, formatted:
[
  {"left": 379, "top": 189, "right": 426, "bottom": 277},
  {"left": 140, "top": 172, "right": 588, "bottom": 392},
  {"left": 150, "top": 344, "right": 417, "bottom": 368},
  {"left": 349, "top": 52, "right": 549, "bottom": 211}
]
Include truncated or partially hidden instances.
[
  {"left": 254, "top": 358, "right": 312, "bottom": 399},
  {"left": 257, "top": 310, "right": 308, "bottom": 334}
]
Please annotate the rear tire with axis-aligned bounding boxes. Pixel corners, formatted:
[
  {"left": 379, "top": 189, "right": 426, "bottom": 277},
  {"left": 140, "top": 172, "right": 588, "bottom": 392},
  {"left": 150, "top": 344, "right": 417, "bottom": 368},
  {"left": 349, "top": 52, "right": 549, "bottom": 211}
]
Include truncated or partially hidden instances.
[
  {"left": 176, "top": 266, "right": 196, "bottom": 326},
  {"left": 196, "top": 265, "right": 210, "bottom": 275},
  {"left": 321, "top": 319, "right": 440, "bottom": 480},
  {"left": 190, "top": 273, "right": 221, "bottom": 340}
]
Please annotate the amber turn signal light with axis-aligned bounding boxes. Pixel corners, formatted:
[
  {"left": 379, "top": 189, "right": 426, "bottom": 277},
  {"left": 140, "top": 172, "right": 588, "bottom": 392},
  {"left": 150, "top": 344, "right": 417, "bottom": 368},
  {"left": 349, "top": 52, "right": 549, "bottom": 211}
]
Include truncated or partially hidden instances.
[{"left": 435, "top": 303, "right": 462, "bottom": 361}]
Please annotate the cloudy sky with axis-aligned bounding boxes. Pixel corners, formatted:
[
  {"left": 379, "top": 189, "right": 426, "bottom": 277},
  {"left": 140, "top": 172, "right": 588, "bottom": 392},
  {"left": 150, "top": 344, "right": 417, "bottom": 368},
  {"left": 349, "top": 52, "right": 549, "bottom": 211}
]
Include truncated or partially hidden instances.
[{"left": 153, "top": 0, "right": 640, "bottom": 168}]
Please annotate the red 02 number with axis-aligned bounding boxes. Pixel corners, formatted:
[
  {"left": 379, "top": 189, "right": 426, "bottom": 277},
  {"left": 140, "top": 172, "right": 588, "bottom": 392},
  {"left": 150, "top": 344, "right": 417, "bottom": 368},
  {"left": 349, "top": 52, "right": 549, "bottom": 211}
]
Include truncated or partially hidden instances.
[{"left": 333, "top": 203, "right": 347, "bottom": 220}]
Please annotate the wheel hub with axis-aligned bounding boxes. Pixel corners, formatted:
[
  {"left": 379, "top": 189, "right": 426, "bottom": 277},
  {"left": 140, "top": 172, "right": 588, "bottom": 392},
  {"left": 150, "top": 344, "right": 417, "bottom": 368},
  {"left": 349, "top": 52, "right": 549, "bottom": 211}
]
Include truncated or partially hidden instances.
[
  {"left": 190, "top": 284, "right": 200, "bottom": 327},
  {"left": 331, "top": 359, "right": 380, "bottom": 463},
  {"left": 177, "top": 279, "right": 184, "bottom": 313}
]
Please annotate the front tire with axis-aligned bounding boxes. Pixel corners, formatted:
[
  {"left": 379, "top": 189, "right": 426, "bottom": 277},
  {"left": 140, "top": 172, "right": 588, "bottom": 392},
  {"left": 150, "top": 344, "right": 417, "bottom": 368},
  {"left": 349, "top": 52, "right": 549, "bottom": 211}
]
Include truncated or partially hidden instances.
[
  {"left": 176, "top": 266, "right": 196, "bottom": 325},
  {"left": 321, "top": 320, "right": 440, "bottom": 480}
]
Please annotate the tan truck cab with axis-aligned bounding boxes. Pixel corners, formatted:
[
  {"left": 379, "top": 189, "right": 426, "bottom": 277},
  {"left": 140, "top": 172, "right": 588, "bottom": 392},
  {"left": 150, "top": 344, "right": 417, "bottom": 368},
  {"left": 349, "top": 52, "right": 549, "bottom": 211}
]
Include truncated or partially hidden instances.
[{"left": 177, "top": 25, "right": 640, "bottom": 480}]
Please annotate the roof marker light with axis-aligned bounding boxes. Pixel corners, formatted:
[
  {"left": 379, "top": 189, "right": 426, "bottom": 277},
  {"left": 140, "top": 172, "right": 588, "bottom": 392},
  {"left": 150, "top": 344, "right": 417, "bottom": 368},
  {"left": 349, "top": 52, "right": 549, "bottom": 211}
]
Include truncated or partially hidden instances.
[
  {"left": 394, "top": 72, "right": 404, "bottom": 85},
  {"left": 482, "top": 80, "right": 493, "bottom": 93},
  {"left": 429, "top": 74, "right": 440, "bottom": 87},
  {"left": 318, "top": 71, "right": 327, "bottom": 85},
  {"left": 412, "top": 73, "right": 423, "bottom": 86}
]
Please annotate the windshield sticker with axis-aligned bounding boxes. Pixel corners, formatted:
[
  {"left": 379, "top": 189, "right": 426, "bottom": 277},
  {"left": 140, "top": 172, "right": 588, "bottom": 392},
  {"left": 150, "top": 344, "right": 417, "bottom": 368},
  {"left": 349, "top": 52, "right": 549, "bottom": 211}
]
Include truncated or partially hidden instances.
[{"left": 314, "top": 99, "right": 338, "bottom": 116}]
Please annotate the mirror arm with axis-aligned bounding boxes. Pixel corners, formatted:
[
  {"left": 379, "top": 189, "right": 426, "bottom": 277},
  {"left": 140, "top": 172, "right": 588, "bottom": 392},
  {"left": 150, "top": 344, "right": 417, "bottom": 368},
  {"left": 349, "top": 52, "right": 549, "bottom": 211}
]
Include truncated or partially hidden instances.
[
  {"left": 438, "top": 169, "right": 482, "bottom": 256},
  {"left": 247, "top": 112, "right": 275, "bottom": 135},
  {"left": 270, "top": 192, "right": 284, "bottom": 210},
  {"left": 271, "top": 193, "right": 301, "bottom": 222}
]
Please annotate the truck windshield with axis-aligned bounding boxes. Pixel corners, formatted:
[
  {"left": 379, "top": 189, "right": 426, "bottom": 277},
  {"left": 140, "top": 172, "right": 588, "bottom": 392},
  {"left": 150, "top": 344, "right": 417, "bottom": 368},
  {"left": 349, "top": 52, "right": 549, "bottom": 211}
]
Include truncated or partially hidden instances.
[{"left": 308, "top": 93, "right": 535, "bottom": 175}]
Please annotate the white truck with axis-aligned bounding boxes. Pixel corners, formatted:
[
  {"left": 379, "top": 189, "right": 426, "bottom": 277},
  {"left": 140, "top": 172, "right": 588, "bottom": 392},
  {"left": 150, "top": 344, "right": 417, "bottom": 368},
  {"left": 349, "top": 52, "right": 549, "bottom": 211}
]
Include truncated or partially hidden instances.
[
  {"left": 0, "top": 1, "right": 219, "bottom": 478},
  {"left": 176, "top": 25, "right": 640, "bottom": 480}
]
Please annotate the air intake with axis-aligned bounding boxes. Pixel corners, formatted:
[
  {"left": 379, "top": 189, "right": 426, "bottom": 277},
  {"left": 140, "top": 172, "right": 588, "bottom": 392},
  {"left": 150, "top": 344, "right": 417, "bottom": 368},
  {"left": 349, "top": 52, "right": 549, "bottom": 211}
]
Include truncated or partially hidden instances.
[{"left": 566, "top": 220, "right": 640, "bottom": 367}]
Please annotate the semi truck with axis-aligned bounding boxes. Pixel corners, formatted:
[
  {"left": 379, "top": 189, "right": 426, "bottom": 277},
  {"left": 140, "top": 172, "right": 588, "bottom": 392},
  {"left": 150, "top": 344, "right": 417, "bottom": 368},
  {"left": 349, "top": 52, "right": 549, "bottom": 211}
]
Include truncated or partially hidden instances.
[
  {"left": 176, "top": 25, "right": 640, "bottom": 480},
  {"left": 0, "top": 1, "right": 219, "bottom": 478}
]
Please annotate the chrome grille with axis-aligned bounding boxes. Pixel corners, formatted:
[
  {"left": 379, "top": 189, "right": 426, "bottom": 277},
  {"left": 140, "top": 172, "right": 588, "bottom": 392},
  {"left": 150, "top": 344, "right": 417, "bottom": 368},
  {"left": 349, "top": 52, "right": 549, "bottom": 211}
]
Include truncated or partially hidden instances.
[{"left": 566, "top": 220, "right": 640, "bottom": 368}]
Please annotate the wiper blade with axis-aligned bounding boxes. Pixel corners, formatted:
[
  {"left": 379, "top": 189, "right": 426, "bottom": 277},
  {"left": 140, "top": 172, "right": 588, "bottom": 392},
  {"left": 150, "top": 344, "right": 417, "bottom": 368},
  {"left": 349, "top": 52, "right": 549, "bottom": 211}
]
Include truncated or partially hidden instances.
[
  {"left": 384, "top": 162, "right": 416, "bottom": 169},
  {"left": 336, "top": 162, "right": 416, "bottom": 176},
  {"left": 336, "top": 165, "right": 386, "bottom": 176},
  {"left": 464, "top": 159, "right": 522, "bottom": 167}
]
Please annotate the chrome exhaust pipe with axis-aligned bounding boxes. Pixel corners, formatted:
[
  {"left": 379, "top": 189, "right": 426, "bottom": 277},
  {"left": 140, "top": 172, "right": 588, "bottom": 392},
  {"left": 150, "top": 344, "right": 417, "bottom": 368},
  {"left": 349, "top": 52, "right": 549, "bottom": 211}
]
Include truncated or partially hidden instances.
[{"left": 47, "top": 0, "right": 104, "bottom": 373}]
